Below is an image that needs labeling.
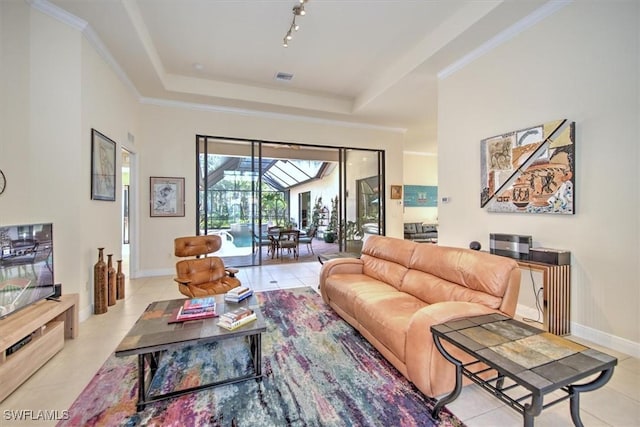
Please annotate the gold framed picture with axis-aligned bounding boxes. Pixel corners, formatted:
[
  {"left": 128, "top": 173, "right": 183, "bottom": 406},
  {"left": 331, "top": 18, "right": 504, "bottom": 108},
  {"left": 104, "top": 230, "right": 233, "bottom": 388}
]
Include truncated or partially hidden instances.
[{"left": 390, "top": 185, "right": 402, "bottom": 200}]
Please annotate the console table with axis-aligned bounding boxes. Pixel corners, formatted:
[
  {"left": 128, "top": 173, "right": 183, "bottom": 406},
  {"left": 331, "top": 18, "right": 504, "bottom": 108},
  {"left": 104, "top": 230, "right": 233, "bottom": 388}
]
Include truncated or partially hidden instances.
[
  {"left": 516, "top": 260, "right": 570, "bottom": 336},
  {"left": 0, "top": 294, "right": 78, "bottom": 401},
  {"left": 431, "top": 314, "right": 616, "bottom": 427}
]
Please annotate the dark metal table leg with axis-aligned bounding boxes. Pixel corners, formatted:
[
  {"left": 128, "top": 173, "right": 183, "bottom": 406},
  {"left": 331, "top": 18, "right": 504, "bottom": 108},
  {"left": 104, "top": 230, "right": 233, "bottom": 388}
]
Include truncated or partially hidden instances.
[
  {"left": 256, "top": 334, "right": 262, "bottom": 377},
  {"left": 431, "top": 335, "right": 463, "bottom": 419},
  {"left": 137, "top": 354, "right": 146, "bottom": 412},
  {"left": 568, "top": 368, "right": 614, "bottom": 427},
  {"left": 524, "top": 392, "right": 543, "bottom": 427}
]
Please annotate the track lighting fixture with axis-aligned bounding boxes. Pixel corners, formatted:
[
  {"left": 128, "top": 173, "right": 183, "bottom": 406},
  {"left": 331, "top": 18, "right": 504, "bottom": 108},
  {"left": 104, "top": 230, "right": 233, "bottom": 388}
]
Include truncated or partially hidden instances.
[{"left": 283, "top": 1, "right": 309, "bottom": 47}]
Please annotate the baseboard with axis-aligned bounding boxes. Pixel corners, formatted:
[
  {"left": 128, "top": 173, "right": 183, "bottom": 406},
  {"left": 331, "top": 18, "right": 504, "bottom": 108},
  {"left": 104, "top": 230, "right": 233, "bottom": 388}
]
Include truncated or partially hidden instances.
[
  {"left": 79, "top": 305, "right": 93, "bottom": 323},
  {"left": 136, "top": 268, "right": 174, "bottom": 278},
  {"left": 515, "top": 304, "right": 541, "bottom": 322},
  {"left": 517, "top": 304, "right": 640, "bottom": 358},
  {"left": 571, "top": 322, "right": 640, "bottom": 359}
]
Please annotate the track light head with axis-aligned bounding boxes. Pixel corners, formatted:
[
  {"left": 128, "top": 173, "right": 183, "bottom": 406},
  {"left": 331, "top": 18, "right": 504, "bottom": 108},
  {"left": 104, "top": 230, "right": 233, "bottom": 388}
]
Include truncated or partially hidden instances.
[{"left": 283, "top": 2, "right": 309, "bottom": 47}]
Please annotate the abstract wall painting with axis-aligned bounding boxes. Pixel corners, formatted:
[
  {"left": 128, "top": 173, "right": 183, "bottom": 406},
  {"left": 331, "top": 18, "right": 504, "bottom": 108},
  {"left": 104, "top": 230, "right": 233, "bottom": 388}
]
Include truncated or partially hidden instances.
[{"left": 480, "top": 119, "right": 575, "bottom": 215}]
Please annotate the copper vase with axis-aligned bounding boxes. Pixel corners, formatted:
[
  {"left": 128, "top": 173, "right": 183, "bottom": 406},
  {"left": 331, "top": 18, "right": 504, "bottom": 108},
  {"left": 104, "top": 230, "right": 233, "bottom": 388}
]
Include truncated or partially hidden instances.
[
  {"left": 116, "top": 259, "right": 125, "bottom": 300},
  {"left": 107, "top": 254, "right": 116, "bottom": 306},
  {"left": 94, "top": 248, "right": 108, "bottom": 314}
]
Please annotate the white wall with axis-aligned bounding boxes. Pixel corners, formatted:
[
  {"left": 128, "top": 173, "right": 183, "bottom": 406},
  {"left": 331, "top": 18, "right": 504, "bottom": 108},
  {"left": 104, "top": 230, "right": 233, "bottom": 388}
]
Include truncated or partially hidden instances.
[
  {"left": 137, "top": 104, "right": 404, "bottom": 275},
  {"left": 438, "top": 2, "right": 639, "bottom": 353},
  {"left": 80, "top": 36, "right": 140, "bottom": 309},
  {"left": 403, "top": 153, "right": 438, "bottom": 223},
  {"left": 1, "top": 3, "right": 85, "bottom": 302},
  {"left": 1, "top": 3, "right": 139, "bottom": 317}
]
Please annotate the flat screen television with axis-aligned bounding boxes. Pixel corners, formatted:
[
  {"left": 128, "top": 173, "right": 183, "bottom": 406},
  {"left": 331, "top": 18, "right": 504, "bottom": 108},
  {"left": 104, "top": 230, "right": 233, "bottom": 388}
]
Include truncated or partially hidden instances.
[{"left": 0, "top": 223, "right": 55, "bottom": 319}]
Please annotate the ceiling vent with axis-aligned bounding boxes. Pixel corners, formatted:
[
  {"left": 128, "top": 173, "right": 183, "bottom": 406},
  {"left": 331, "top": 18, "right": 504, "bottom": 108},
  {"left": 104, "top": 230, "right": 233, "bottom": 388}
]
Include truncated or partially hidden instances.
[{"left": 275, "top": 72, "right": 294, "bottom": 82}]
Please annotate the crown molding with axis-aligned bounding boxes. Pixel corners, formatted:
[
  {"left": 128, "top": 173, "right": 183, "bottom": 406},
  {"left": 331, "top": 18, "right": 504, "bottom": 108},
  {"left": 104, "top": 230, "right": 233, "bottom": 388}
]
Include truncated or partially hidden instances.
[
  {"left": 28, "top": 0, "right": 87, "bottom": 31},
  {"left": 140, "top": 97, "right": 407, "bottom": 134},
  {"left": 438, "top": 0, "right": 572, "bottom": 79},
  {"left": 403, "top": 151, "right": 437, "bottom": 157},
  {"left": 29, "top": 0, "right": 141, "bottom": 99}
]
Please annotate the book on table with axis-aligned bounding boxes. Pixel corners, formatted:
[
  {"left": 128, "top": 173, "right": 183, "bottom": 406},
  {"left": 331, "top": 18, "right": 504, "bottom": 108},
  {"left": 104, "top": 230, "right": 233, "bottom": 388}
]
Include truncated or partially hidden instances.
[
  {"left": 168, "top": 297, "right": 217, "bottom": 323},
  {"left": 224, "top": 286, "right": 253, "bottom": 303},
  {"left": 218, "top": 307, "right": 257, "bottom": 330},
  {"left": 181, "top": 296, "right": 216, "bottom": 314}
]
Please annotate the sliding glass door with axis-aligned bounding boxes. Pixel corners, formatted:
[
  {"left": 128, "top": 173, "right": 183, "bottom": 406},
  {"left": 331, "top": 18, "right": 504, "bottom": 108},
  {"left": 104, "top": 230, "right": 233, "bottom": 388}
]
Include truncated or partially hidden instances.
[
  {"left": 197, "top": 136, "right": 262, "bottom": 266},
  {"left": 197, "top": 136, "right": 384, "bottom": 265},
  {"left": 339, "top": 149, "right": 384, "bottom": 252}
]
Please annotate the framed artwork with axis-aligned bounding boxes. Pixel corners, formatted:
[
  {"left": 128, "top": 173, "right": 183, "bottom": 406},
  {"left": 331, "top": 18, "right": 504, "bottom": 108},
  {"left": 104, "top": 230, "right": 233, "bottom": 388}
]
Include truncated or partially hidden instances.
[
  {"left": 404, "top": 185, "right": 438, "bottom": 207},
  {"left": 390, "top": 185, "right": 402, "bottom": 200},
  {"left": 480, "top": 119, "right": 575, "bottom": 214},
  {"left": 150, "top": 176, "right": 185, "bottom": 217},
  {"left": 91, "top": 129, "right": 116, "bottom": 201}
]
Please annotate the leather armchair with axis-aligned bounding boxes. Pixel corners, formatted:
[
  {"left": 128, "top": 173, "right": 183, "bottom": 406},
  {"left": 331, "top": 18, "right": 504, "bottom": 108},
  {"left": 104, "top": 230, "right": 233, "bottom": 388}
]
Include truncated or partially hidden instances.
[{"left": 174, "top": 235, "right": 240, "bottom": 297}]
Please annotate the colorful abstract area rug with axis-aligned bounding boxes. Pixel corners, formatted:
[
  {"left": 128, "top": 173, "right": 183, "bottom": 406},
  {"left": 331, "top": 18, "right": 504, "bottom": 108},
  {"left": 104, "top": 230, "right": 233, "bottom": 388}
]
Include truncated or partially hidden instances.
[{"left": 59, "top": 287, "right": 463, "bottom": 427}]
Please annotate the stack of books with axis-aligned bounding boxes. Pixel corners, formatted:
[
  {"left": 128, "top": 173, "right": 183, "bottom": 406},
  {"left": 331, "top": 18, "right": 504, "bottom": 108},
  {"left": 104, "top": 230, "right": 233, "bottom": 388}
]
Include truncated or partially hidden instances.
[
  {"left": 217, "top": 307, "right": 257, "bottom": 330},
  {"left": 224, "top": 286, "right": 253, "bottom": 303},
  {"left": 169, "top": 296, "right": 217, "bottom": 323}
]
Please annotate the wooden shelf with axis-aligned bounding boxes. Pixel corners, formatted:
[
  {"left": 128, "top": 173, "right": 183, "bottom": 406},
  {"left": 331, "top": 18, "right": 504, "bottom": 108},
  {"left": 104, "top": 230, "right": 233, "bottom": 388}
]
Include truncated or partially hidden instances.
[
  {"left": 516, "top": 261, "right": 571, "bottom": 336},
  {"left": 0, "top": 293, "right": 78, "bottom": 402}
]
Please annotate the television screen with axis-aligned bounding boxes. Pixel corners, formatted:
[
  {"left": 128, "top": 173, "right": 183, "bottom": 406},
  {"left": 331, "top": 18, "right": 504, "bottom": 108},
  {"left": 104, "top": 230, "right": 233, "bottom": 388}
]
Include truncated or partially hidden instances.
[{"left": 0, "top": 223, "right": 55, "bottom": 319}]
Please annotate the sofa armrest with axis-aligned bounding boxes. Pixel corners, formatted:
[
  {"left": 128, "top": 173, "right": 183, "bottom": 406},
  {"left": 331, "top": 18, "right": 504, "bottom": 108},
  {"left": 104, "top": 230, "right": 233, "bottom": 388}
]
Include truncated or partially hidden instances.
[
  {"left": 319, "top": 258, "right": 364, "bottom": 291},
  {"left": 405, "top": 301, "right": 500, "bottom": 397}
]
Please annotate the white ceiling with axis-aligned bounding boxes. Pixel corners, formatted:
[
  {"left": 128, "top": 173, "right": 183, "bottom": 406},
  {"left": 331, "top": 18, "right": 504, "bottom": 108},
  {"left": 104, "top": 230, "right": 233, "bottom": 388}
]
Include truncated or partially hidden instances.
[{"left": 43, "top": 0, "right": 553, "bottom": 153}]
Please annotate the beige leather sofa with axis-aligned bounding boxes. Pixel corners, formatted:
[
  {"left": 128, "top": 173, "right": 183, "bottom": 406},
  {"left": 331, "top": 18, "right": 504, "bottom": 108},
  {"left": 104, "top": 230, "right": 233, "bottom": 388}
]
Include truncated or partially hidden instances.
[{"left": 319, "top": 235, "right": 521, "bottom": 397}]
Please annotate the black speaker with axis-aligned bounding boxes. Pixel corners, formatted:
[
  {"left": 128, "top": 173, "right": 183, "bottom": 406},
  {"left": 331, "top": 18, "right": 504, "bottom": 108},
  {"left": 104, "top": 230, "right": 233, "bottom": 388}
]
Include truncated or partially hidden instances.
[
  {"left": 489, "top": 233, "right": 532, "bottom": 260},
  {"left": 53, "top": 283, "right": 62, "bottom": 298},
  {"left": 530, "top": 248, "right": 571, "bottom": 265}
]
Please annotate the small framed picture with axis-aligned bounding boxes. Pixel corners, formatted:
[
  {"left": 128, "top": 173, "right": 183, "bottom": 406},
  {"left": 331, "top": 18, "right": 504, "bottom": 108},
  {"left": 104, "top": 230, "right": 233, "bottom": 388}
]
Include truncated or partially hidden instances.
[
  {"left": 390, "top": 185, "right": 402, "bottom": 200},
  {"left": 150, "top": 177, "right": 185, "bottom": 217},
  {"left": 91, "top": 129, "right": 116, "bottom": 201}
]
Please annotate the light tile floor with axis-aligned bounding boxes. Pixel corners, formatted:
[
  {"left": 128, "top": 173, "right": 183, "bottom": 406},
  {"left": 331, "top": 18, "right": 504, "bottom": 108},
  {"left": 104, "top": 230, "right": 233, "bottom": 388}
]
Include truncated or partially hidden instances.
[{"left": 1, "top": 261, "right": 638, "bottom": 426}]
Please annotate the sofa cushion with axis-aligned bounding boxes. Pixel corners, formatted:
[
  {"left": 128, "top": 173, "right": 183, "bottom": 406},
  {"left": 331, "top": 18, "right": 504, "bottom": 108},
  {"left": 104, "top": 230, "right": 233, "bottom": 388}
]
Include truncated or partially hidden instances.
[
  {"left": 403, "top": 223, "right": 418, "bottom": 234},
  {"left": 401, "top": 270, "right": 502, "bottom": 309},
  {"left": 419, "top": 224, "right": 437, "bottom": 233},
  {"left": 360, "top": 235, "right": 416, "bottom": 289},
  {"left": 409, "top": 244, "right": 514, "bottom": 299},
  {"left": 323, "top": 274, "right": 394, "bottom": 315},
  {"left": 354, "top": 292, "right": 428, "bottom": 362}
]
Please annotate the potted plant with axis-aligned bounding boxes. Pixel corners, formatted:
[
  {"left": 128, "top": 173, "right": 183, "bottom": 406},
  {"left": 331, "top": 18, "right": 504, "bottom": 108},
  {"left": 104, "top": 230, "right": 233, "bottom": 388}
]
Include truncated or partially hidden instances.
[
  {"left": 311, "top": 196, "right": 323, "bottom": 228},
  {"left": 324, "top": 196, "right": 338, "bottom": 243}
]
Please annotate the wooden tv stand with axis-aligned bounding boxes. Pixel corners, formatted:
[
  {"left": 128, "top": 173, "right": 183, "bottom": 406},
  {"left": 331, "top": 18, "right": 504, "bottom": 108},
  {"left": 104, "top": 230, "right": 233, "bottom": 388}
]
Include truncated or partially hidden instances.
[{"left": 0, "top": 293, "right": 78, "bottom": 402}]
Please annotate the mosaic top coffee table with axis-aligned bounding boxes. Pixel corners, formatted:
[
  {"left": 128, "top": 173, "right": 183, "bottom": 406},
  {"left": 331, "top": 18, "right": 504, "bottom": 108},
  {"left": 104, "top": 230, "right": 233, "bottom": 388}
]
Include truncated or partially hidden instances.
[
  {"left": 115, "top": 294, "right": 266, "bottom": 411},
  {"left": 431, "top": 314, "right": 617, "bottom": 427}
]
